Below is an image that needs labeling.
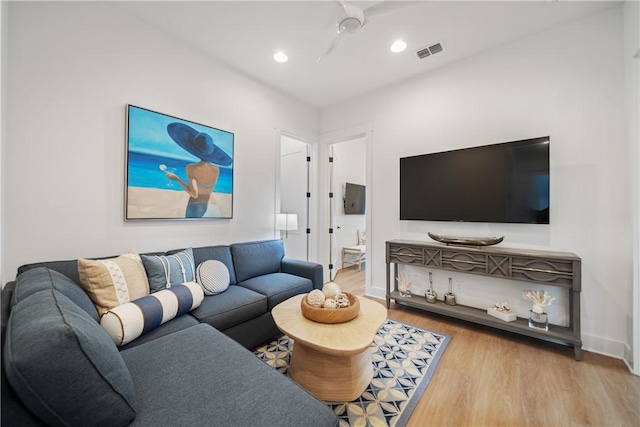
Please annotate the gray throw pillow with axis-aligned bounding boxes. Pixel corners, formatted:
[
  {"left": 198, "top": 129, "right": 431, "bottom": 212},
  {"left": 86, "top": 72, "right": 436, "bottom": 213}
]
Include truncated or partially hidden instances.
[{"left": 4, "top": 289, "right": 137, "bottom": 426}]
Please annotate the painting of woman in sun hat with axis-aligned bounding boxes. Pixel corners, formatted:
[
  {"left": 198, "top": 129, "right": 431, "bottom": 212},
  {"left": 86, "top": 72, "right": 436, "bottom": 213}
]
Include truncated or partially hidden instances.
[
  {"left": 125, "top": 105, "right": 233, "bottom": 220},
  {"left": 165, "top": 122, "right": 233, "bottom": 218}
]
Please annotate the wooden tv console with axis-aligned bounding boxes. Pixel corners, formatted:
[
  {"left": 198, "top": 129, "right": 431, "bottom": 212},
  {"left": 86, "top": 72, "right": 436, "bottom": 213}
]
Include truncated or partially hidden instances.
[{"left": 385, "top": 239, "right": 583, "bottom": 360}]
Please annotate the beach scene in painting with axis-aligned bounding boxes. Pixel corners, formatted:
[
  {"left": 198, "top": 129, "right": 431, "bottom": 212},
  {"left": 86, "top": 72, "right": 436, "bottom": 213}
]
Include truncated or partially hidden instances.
[{"left": 126, "top": 105, "right": 233, "bottom": 219}]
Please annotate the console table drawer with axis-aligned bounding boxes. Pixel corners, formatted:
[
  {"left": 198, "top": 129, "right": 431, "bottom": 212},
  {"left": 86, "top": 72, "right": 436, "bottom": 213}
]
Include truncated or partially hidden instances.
[
  {"left": 388, "top": 244, "right": 423, "bottom": 265},
  {"left": 441, "top": 250, "right": 487, "bottom": 275},
  {"left": 511, "top": 257, "right": 574, "bottom": 287}
]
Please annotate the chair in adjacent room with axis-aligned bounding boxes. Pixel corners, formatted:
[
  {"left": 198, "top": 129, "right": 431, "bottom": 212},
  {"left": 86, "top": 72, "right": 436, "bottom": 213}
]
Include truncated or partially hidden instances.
[{"left": 342, "top": 229, "right": 366, "bottom": 271}]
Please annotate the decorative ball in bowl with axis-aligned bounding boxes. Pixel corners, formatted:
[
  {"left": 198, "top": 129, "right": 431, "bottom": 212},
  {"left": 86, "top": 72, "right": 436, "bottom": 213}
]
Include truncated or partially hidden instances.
[{"left": 301, "top": 292, "right": 360, "bottom": 324}]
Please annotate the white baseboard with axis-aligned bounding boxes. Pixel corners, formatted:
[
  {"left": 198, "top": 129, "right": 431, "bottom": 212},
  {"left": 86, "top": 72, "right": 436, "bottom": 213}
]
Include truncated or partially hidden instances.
[
  {"left": 623, "top": 349, "right": 638, "bottom": 376},
  {"left": 581, "top": 333, "right": 628, "bottom": 361},
  {"left": 366, "top": 286, "right": 386, "bottom": 301}
]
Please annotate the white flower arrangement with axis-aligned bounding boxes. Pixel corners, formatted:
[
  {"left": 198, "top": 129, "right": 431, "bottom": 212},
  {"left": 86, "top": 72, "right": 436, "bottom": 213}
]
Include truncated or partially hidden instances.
[
  {"left": 522, "top": 290, "right": 555, "bottom": 314},
  {"left": 396, "top": 266, "right": 413, "bottom": 294}
]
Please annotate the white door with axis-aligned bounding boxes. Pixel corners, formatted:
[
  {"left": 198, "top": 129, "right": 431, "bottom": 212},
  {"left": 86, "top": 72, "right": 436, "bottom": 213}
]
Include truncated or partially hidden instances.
[{"left": 280, "top": 135, "right": 309, "bottom": 260}]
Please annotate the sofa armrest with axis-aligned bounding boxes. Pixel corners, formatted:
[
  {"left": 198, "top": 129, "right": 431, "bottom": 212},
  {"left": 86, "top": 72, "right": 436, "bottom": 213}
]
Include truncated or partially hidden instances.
[
  {"left": 2, "top": 281, "right": 16, "bottom": 342},
  {"left": 280, "top": 258, "right": 323, "bottom": 290}
]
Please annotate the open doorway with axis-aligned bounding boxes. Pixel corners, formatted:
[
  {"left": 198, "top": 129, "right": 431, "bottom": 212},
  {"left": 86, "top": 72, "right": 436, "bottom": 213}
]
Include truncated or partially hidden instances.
[
  {"left": 319, "top": 122, "right": 372, "bottom": 296},
  {"left": 320, "top": 122, "right": 372, "bottom": 296},
  {"left": 329, "top": 137, "right": 366, "bottom": 294}
]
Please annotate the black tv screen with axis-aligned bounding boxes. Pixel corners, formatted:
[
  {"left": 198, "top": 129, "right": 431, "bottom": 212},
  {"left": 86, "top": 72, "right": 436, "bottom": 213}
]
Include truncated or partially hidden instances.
[
  {"left": 344, "top": 183, "right": 365, "bottom": 215},
  {"left": 400, "top": 136, "right": 550, "bottom": 224}
]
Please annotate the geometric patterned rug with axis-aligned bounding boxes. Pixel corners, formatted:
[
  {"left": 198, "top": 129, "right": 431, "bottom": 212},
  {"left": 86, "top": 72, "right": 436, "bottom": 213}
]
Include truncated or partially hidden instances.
[{"left": 254, "top": 318, "right": 450, "bottom": 427}]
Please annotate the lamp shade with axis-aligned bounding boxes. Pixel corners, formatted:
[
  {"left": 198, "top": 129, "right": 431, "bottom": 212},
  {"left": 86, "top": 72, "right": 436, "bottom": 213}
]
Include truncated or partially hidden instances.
[{"left": 275, "top": 213, "right": 298, "bottom": 231}]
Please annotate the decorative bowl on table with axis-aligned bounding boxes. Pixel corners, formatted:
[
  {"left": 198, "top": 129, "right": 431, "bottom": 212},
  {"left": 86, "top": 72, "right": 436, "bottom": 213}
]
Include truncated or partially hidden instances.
[{"left": 300, "top": 292, "right": 360, "bottom": 324}]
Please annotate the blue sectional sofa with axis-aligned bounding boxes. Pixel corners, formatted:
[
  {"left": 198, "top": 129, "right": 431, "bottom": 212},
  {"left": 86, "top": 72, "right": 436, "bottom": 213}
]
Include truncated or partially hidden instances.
[{"left": 1, "top": 239, "right": 338, "bottom": 427}]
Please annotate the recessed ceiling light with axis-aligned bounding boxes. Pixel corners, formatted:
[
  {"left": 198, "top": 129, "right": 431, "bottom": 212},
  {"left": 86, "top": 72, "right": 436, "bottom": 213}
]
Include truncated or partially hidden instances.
[
  {"left": 390, "top": 40, "right": 407, "bottom": 53},
  {"left": 273, "top": 51, "right": 288, "bottom": 63}
]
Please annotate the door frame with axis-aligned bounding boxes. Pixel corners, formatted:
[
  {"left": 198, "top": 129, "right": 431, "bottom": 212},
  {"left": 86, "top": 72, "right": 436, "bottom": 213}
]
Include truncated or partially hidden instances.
[
  {"left": 319, "top": 122, "right": 373, "bottom": 291},
  {"left": 632, "top": 48, "right": 640, "bottom": 375}
]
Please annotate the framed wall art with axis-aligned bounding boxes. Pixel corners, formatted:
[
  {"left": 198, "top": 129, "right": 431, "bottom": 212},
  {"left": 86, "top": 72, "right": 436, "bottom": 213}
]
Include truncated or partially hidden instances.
[{"left": 125, "top": 105, "right": 234, "bottom": 220}]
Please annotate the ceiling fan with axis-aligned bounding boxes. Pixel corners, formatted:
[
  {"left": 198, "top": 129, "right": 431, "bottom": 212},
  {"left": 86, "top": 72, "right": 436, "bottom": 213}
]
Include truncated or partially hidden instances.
[{"left": 317, "top": 0, "right": 391, "bottom": 62}]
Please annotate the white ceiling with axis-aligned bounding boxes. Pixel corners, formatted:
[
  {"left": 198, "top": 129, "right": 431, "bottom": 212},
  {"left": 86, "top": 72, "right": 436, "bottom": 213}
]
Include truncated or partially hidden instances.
[{"left": 114, "top": 0, "right": 621, "bottom": 109}]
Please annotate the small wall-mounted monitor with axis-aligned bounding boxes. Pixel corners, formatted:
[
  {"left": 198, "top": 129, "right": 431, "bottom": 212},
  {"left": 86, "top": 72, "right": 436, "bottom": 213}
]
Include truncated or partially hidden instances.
[{"left": 344, "top": 183, "right": 365, "bottom": 215}]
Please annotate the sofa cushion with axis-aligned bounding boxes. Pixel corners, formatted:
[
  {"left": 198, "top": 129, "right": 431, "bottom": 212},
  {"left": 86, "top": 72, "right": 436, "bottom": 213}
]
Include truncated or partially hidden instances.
[
  {"left": 231, "top": 240, "right": 284, "bottom": 283},
  {"left": 281, "top": 258, "right": 324, "bottom": 290},
  {"left": 118, "top": 313, "right": 199, "bottom": 351},
  {"left": 17, "top": 252, "right": 166, "bottom": 287},
  {"left": 1, "top": 283, "right": 46, "bottom": 427},
  {"left": 11, "top": 267, "right": 99, "bottom": 321},
  {"left": 190, "top": 285, "right": 267, "bottom": 331},
  {"left": 78, "top": 252, "right": 150, "bottom": 316},
  {"left": 196, "top": 260, "right": 230, "bottom": 295},
  {"left": 101, "top": 282, "right": 204, "bottom": 346},
  {"left": 190, "top": 245, "right": 237, "bottom": 285},
  {"left": 121, "top": 324, "right": 338, "bottom": 427},
  {"left": 4, "top": 289, "right": 136, "bottom": 427},
  {"left": 17, "top": 259, "right": 82, "bottom": 285},
  {"left": 238, "top": 273, "right": 313, "bottom": 310},
  {"left": 141, "top": 248, "right": 196, "bottom": 293}
]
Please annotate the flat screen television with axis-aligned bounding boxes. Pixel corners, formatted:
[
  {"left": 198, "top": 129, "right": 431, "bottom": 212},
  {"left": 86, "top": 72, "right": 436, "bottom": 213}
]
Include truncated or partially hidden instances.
[
  {"left": 344, "top": 182, "right": 365, "bottom": 215},
  {"left": 400, "top": 136, "right": 549, "bottom": 224}
]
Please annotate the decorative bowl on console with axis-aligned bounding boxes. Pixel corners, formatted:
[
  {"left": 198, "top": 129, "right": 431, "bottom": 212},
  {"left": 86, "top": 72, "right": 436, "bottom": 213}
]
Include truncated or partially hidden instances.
[
  {"left": 428, "top": 232, "right": 504, "bottom": 247},
  {"left": 301, "top": 292, "right": 360, "bottom": 324}
]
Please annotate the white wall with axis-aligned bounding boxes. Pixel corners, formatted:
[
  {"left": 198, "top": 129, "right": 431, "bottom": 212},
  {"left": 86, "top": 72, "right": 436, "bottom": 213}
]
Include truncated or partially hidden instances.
[
  {"left": 2, "top": 1, "right": 319, "bottom": 284},
  {"left": 623, "top": 0, "right": 640, "bottom": 373},
  {"left": 0, "top": 0, "right": 7, "bottom": 285},
  {"left": 321, "top": 6, "right": 629, "bottom": 358}
]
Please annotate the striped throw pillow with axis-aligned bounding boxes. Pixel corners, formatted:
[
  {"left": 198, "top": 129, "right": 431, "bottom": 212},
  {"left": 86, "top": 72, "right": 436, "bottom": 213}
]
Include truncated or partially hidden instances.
[
  {"left": 141, "top": 248, "right": 196, "bottom": 293},
  {"left": 196, "top": 260, "right": 230, "bottom": 295},
  {"left": 101, "top": 282, "right": 204, "bottom": 346}
]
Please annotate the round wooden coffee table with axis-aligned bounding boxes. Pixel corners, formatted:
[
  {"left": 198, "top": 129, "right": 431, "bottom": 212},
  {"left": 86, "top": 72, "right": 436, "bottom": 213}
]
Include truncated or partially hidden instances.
[{"left": 272, "top": 294, "right": 387, "bottom": 401}]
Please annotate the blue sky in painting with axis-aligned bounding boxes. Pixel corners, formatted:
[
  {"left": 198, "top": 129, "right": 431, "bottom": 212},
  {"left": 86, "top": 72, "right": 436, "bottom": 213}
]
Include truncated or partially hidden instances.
[{"left": 127, "top": 105, "right": 234, "bottom": 164}]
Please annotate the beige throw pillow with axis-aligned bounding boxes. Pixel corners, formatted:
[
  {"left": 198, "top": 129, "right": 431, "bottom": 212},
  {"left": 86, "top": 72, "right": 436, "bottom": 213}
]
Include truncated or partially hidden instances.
[{"left": 78, "top": 252, "right": 150, "bottom": 316}]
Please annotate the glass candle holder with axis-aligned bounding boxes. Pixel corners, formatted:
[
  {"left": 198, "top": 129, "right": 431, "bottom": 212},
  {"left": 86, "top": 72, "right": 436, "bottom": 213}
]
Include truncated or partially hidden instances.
[
  {"left": 528, "top": 310, "right": 548, "bottom": 331},
  {"left": 398, "top": 283, "right": 411, "bottom": 297}
]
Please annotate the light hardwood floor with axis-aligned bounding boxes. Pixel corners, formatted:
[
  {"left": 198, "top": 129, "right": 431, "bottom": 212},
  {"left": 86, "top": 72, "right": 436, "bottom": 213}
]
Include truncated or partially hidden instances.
[{"left": 333, "top": 267, "right": 640, "bottom": 427}]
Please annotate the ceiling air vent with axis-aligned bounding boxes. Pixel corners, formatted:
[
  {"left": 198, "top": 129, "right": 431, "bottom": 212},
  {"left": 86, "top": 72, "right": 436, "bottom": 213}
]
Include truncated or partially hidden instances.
[{"left": 417, "top": 42, "right": 444, "bottom": 59}]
